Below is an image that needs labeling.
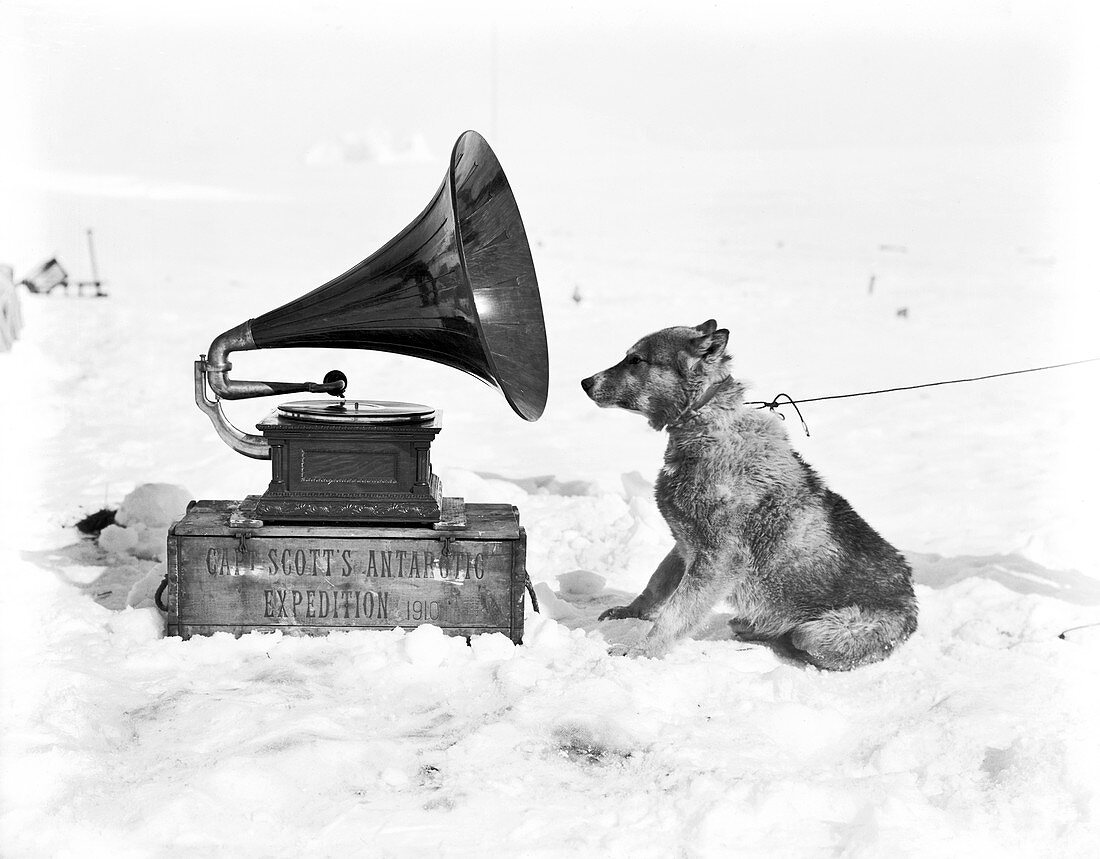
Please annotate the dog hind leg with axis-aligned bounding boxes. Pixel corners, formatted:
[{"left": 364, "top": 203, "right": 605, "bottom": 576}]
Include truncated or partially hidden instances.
[
  {"left": 728, "top": 619, "right": 780, "bottom": 643},
  {"left": 599, "top": 547, "right": 685, "bottom": 621},
  {"left": 790, "top": 606, "right": 916, "bottom": 671}
]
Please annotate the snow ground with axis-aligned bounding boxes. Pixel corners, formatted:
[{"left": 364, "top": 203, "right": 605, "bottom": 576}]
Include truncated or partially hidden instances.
[
  {"left": 1, "top": 566, "right": 1098, "bottom": 857},
  {"left": 2, "top": 139, "right": 1100, "bottom": 856}
]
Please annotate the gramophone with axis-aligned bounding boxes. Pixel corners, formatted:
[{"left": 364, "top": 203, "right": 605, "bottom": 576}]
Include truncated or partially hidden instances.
[{"left": 167, "top": 131, "right": 547, "bottom": 642}]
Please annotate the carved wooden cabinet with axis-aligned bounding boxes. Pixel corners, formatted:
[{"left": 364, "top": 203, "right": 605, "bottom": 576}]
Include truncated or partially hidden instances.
[{"left": 254, "top": 412, "right": 444, "bottom": 523}]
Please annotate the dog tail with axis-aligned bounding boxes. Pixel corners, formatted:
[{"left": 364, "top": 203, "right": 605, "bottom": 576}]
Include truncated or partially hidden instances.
[{"left": 790, "top": 604, "right": 917, "bottom": 671}]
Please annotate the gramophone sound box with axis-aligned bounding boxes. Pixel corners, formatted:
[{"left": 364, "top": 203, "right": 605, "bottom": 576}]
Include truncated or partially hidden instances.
[{"left": 166, "top": 131, "right": 547, "bottom": 643}]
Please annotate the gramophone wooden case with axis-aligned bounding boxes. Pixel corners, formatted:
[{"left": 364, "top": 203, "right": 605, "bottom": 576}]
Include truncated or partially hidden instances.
[{"left": 167, "top": 500, "right": 527, "bottom": 642}]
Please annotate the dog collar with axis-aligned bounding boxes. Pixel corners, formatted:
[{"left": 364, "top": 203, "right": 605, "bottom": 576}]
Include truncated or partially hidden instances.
[{"left": 665, "top": 376, "right": 738, "bottom": 429}]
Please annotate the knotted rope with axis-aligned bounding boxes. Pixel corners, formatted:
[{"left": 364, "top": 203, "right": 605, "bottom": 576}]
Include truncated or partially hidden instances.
[{"left": 747, "top": 357, "right": 1100, "bottom": 437}]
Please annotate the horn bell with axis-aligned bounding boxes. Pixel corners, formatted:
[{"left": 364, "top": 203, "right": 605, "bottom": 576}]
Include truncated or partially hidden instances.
[{"left": 248, "top": 130, "right": 548, "bottom": 421}]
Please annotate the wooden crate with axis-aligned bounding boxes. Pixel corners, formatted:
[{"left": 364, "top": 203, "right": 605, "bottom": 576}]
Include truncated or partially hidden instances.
[
  {"left": 20, "top": 257, "right": 68, "bottom": 294},
  {"left": 167, "top": 500, "right": 527, "bottom": 642}
]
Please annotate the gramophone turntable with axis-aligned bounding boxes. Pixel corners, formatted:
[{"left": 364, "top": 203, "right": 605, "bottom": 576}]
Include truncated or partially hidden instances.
[{"left": 166, "top": 131, "right": 547, "bottom": 643}]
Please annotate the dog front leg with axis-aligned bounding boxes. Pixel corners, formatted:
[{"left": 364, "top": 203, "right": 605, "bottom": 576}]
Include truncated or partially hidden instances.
[
  {"left": 598, "top": 547, "right": 685, "bottom": 621},
  {"left": 627, "top": 549, "right": 743, "bottom": 658}
]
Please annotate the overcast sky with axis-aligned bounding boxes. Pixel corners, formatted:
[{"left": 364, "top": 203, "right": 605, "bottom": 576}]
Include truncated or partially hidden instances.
[
  {"left": 1, "top": 0, "right": 1096, "bottom": 281},
  {"left": 1, "top": 1, "right": 1093, "bottom": 180}
]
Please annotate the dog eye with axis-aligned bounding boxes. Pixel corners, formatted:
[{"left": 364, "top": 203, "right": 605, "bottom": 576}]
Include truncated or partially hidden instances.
[{"left": 625, "top": 355, "right": 644, "bottom": 365}]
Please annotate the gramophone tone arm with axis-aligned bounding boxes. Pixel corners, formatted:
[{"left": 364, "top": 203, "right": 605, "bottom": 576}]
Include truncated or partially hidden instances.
[
  {"left": 194, "top": 359, "right": 271, "bottom": 460},
  {"left": 205, "top": 320, "right": 347, "bottom": 400}
]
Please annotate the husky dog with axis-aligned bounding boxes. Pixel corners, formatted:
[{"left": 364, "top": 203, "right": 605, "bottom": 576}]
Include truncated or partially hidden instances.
[{"left": 581, "top": 320, "right": 917, "bottom": 669}]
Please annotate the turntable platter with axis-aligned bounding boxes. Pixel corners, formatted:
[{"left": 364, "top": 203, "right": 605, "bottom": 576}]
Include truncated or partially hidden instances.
[{"left": 278, "top": 399, "right": 436, "bottom": 424}]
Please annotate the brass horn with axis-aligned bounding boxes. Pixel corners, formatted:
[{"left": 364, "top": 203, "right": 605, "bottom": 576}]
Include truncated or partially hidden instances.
[{"left": 196, "top": 130, "right": 548, "bottom": 459}]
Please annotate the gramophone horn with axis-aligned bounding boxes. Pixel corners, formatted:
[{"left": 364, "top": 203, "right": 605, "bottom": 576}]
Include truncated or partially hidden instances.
[{"left": 200, "top": 130, "right": 548, "bottom": 438}]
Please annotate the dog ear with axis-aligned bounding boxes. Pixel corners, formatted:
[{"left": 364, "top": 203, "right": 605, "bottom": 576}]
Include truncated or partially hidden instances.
[
  {"left": 688, "top": 323, "right": 727, "bottom": 356},
  {"left": 701, "top": 328, "right": 729, "bottom": 364}
]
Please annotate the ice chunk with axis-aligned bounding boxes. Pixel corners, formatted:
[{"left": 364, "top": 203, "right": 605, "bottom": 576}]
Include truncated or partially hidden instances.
[
  {"left": 99, "top": 522, "right": 164, "bottom": 562},
  {"left": 60, "top": 564, "right": 106, "bottom": 585},
  {"left": 115, "top": 483, "right": 192, "bottom": 529},
  {"left": 98, "top": 523, "right": 139, "bottom": 556},
  {"left": 96, "top": 484, "right": 188, "bottom": 561},
  {"left": 127, "top": 562, "right": 166, "bottom": 610},
  {"left": 556, "top": 569, "right": 607, "bottom": 596},
  {"left": 130, "top": 523, "right": 167, "bottom": 562},
  {"left": 532, "top": 582, "right": 578, "bottom": 620}
]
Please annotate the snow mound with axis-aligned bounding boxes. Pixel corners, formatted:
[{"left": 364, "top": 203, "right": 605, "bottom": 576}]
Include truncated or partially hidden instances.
[
  {"left": 98, "top": 484, "right": 191, "bottom": 563},
  {"left": 556, "top": 569, "right": 607, "bottom": 596},
  {"left": 98, "top": 522, "right": 139, "bottom": 556},
  {"left": 106, "top": 606, "right": 164, "bottom": 643},
  {"left": 400, "top": 624, "right": 466, "bottom": 668},
  {"left": 469, "top": 632, "right": 516, "bottom": 662},
  {"left": 911, "top": 551, "right": 1100, "bottom": 605},
  {"left": 115, "top": 483, "right": 192, "bottom": 529},
  {"left": 97, "top": 521, "right": 162, "bottom": 561},
  {"left": 477, "top": 471, "right": 599, "bottom": 497}
]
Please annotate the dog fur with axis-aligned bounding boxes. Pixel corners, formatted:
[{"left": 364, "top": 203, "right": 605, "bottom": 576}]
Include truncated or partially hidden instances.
[{"left": 580, "top": 320, "right": 917, "bottom": 670}]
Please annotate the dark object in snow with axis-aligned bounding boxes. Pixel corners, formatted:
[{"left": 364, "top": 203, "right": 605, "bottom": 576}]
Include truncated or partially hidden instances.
[
  {"left": 553, "top": 721, "right": 633, "bottom": 765},
  {"left": 525, "top": 573, "right": 540, "bottom": 613},
  {"left": 75, "top": 507, "right": 117, "bottom": 535},
  {"left": 1058, "top": 621, "right": 1100, "bottom": 641},
  {"left": 418, "top": 765, "right": 443, "bottom": 790},
  {"left": 20, "top": 257, "right": 69, "bottom": 295},
  {"left": 896, "top": 307, "right": 909, "bottom": 318},
  {"left": 167, "top": 499, "right": 530, "bottom": 643},
  {"left": 79, "top": 228, "right": 108, "bottom": 297},
  {"left": 155, "top": 575, "right": 169, "bottom": 612},
  {"left": 0, "top": 263, "right": 22, "bottom": 352},
  {"left": 21, "top": 231, "right": 107, "bottom": 298}
]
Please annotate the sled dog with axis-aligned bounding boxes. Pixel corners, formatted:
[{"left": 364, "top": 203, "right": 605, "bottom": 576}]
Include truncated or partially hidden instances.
[{"left": 581, "top": 320, "right": 917, "bottom": 669}]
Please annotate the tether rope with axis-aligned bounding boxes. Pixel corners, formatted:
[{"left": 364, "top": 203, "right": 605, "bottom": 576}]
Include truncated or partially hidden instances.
[{"left": 746, "top": 357, "right": 1100, "bottom": 437}]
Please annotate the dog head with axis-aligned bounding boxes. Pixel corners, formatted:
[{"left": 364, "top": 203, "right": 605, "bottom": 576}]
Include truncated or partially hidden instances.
[{"left": 581, "top": 320, "right": 731, "bottom": 429}]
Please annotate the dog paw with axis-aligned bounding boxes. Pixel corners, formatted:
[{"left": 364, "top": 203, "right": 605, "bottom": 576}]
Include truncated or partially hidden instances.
[{"left": 599, "top": 605, "right": 640, "bottom": 621}]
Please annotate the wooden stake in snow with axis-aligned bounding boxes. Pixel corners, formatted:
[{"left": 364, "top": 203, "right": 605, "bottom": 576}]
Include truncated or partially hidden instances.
[{"left": 79, "top": 228, "right": 107, "bottom": 297}]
